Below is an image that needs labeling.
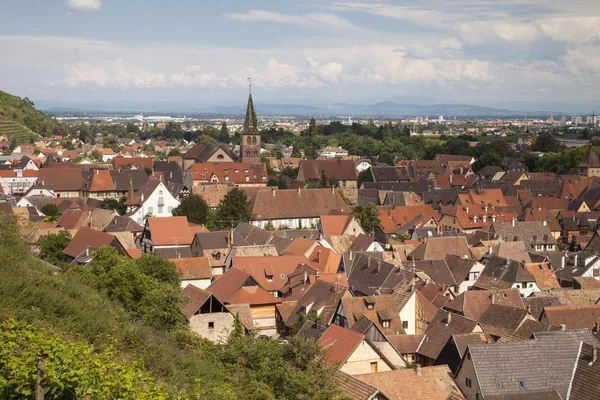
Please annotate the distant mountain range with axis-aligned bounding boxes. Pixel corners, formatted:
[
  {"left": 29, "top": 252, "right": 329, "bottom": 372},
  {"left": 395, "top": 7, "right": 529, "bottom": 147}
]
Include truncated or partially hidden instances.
[{"left": 39, "top": 100, "right": 563, "bottom": 118}]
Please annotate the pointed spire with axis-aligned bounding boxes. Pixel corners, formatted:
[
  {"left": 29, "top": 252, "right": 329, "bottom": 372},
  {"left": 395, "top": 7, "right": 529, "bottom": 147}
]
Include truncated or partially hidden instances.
[
  {"left": 243, "top": 77, "right": 258, "bottom": 134},
  {"left": 128, "top": 177, "right": 135, "bottom": 203}
]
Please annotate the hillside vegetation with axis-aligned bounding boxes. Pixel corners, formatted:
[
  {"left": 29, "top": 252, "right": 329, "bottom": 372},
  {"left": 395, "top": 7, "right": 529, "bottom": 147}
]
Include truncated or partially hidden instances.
[
  {"left": 0, "top": 219, "right": 339, "bottom": 399},
  {"left": 0, "top": 90, "right": 69, "bottom": 138}
]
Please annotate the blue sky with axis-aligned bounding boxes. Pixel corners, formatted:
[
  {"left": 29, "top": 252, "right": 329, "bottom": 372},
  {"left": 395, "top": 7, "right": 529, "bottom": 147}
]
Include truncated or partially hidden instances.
[{"left": 1, "top": 0, "right": 600, "bottom": 104}]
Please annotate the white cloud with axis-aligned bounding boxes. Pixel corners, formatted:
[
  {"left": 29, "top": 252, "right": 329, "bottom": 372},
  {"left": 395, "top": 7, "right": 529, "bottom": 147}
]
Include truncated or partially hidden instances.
[
  {"left": 67, "top": 0, "right": 102, "bottom": 13},
  {"left": 225, "top": 10, "right": 355, "bottom": 30}
]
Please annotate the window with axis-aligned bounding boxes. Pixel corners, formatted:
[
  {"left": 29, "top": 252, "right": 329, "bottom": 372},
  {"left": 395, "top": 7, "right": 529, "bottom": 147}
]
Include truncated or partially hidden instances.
[
  {"left": 402, "top": 321, "right": 408, "bottom": 329},
  {"left": 208, "top": 322, "right": 214, "bottom": 329},
  {"left": 594, "top": 269, "right": 600, "bottom": 277},
  {"left": 148, "top": 207, "right": 153, "bottom": 215},
  {"left": 266, "top": 274, "right": 273, "bottom": 282},
  {"left": 495, "top": 378, "right": 503, "bottom": 388},
  {"left": 466, "top": 378, "right": 472, "bottom": 388},
  {"left": 518, "top": 380, "right": 526, "bottom": 390},
  {"left": 370, "top": 362, "right": 378, "bottom": 373},
  {"left": 168, "top": 206, "right": 173, "bottom": 213},
  {"left": 366, "top": 302, "right": 374, "bottom": 310},
  {"left": 158, "top": 206, "right": 164, "bottom": 214},
  {"left": 382, "top": 319, "right": 390, "bottom": 328},
  {"left": 159, "top": 190, "right": 163, "bottom": 195}
]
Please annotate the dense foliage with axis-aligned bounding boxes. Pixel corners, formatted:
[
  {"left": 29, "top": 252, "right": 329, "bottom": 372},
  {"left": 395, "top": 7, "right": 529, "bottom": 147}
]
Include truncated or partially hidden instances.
[
  {"left": 0, "top": 319, "right": 166, "bottom": 399},
  {"left": 209, "top": 188, "right": 252, "bottom": 230},
  {"left": 0, "top": 90, "right": 68, "bottom": 138},
  {"left": 0, "top": 219, "right": 340, "bottom": 399},
  {"left": 172, "top": 194, "right": 209, "bottom": 225},
  {"left": 351, "top": 203, "right": 381, "bottom": 233}
]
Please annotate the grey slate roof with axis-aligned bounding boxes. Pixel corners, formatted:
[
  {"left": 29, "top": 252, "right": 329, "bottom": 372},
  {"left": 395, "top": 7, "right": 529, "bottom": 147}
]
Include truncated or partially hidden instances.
[
  {"left": 346, "top": 253, "right": 414, "bottom": 296},
  {"left": 465, "top": 335, "right": 583, "bottom": 399}
]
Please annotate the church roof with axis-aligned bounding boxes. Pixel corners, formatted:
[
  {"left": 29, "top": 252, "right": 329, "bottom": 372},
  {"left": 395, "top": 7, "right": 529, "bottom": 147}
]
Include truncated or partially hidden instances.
[
  {"left": 242, "top": 92, "right": 258, "bottom": 134},
  {"left": 579, "top": 145, "right": 600, "bottom": 168}
]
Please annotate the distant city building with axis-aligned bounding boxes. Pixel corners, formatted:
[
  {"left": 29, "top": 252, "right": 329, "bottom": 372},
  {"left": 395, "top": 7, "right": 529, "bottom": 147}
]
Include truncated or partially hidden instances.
[{"left": 319, "top": 146, "right": 348, "bottom": 158}]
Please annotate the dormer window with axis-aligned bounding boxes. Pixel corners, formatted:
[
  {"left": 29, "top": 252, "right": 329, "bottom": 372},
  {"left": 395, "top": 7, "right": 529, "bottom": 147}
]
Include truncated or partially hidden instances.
[
  {"left": 266, "top": 274, "right": 273, "bottom": 282},
  {"left": 366, "top": 302, "right": 374, "bottom": 310},
  {"left": 382, "top": 319, "right": 390, "bottom": 328}
]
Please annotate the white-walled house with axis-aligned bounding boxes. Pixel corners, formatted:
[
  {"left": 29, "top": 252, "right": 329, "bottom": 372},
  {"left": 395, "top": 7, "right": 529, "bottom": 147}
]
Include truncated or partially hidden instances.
[
  {"left": 355, "top": 159, "right": 372, "bottom": 173},
  {"left": 125, "top": 179, "right": 180, "bottom": 224}
]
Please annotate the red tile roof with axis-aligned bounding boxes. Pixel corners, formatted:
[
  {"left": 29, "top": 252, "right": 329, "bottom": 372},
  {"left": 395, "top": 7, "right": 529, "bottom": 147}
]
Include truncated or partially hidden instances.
[
  {"left": 62, "top": 227, "right": 115, "bottom": 258},
  {"left": 170, "top": 257, "right": 211, "bottom": 280},
  {"left": 189, "top": 162, "right": 267, "bottom": 184},
  {"left": 317, "top": 324, "right": 364, "bottom": 366},
  {"left": 146, "top": 217, "right": 193, "bottom": 246}
]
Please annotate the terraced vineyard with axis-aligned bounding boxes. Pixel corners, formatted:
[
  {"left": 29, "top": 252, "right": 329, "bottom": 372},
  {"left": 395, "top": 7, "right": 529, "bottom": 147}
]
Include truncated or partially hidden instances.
[
  {"left": 0, "top": 90, "right": 68, "bottom": 139},
  {"left": 0, "top": 116, "right": 37, "bottom": 142}
]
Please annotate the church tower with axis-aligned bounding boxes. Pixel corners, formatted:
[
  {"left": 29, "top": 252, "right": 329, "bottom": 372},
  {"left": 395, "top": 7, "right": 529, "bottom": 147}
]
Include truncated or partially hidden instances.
[
  {"left": 578, "top": 144, "right": 600, "bottom": 177},
  {"left": 240, "top": 79, "right": 261, "bottom": 164}
]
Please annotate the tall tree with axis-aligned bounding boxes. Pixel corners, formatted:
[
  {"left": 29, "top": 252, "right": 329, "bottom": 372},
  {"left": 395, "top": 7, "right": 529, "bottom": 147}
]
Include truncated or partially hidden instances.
[
  {"left": 211, "top": 188, "right": 252, "bottom": 230},
  {"left": 219, "top": 121, "right": 230, "bottom": 142},
  {"left": 351, "top": 203, "right": 381, "bottom": 233},
  {"left": 172, "top": 194, "right": 209, "bottom": 225}
]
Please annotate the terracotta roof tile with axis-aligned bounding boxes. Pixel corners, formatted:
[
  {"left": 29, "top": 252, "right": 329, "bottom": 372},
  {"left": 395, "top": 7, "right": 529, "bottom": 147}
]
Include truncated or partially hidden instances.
[
  {"left": 542, "top": 305, "right": 600, "bottom": 329},
  {"left": 189, "top": 162, "right": 267, "bottom": 184},
  {"left": 180, "top": 284, "right": 212, "bottom": 318},
  {"left": 355, "top": 365, "right": 465, "bottom": 400},
  {"left": 317, "top": 324, "right": 364, "bottom": 366},
  {"left": 62, "top": 227, "right": 116, "bottom": 258},
  {"left": 146, "top": 216, "right": 193, "bottom": 246},
  {"left": 170, "top": 257, "right": 211, "bottom": 280}
]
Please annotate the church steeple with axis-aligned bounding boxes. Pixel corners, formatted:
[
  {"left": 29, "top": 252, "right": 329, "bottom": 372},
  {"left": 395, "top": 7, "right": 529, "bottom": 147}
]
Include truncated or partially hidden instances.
[
  {"left": 243, "top": 78, "right": 258, "bottom": 133},
  {"left": 240, "top": 77, "right": 261, "bottom": 164}
]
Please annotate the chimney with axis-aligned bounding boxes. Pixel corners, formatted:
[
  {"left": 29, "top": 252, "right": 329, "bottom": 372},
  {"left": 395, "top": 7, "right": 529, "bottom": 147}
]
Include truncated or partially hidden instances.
[
  {"left": 491, "top": 294, "right": 495, "bottom": 304},
  {"left": 331, "top": 186, "right": 335, "bottom": 194},
  {"left": 543, "top": 219, "right": 547, "bottom": 226},
  {"left": 561, "top": 255, "right": 565, "bottom": 269},
  {"left": 349, "top": 251, "right": 353, "bottom": 261},
  {"left": 315, "top": 270, "right": 320, "bottom": 281},
  {"left": 297, "top": 187, "right": 301, "bottom": 195},
  {"left": 512, "top": 217, "right": 516, "bottom": 227},
  {"left": 574, "top": 253, "right": 579, "bottom": 266},
  {"left": 272, "top": 188, "right": 276, "bottom": 197},
  {"left": 465, "top": 206, "right": 470, "bottom": 214},
  {"left": 446, "top": 312, "right": 452, "bottom": 326},
  {"left": 593, "top": 347, "right": 598, "bottom": 363},
  {"left": 414, "top": 364, "right": 422, "bottom": 376},
  {"left": 303, "top": 271, "right": 308, "bottom": 284},
  {"left": 488, "top": 246, "right": 493, "bottom": 255},
  {"left": 450, "top": 175, "right": 453, "bottom": 184},
  {"left": 316, "top": 250, "right": 321, "bottom": 263},
  {"left": 409, "top": 284, "right": 415, "bottom": 293},
  {"left": 560, "top": 324, "right": 566, "bottom": 331}
]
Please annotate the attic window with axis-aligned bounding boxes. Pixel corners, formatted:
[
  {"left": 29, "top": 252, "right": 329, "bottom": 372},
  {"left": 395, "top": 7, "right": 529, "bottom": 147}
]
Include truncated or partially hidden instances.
[
  {"left": 518, "top": 380, "right": 526, "bottom": 390},
  {"left": 266, "top": 274, "right": 274, "bottom": 282},
  {"left": 382, "top": 319, "right": 390, "bottom": 328},
  {"left": 234, "top": 169, "right": 239, "bottom": 173},
  {"left": 495, "top": 378, "right": 503, "bottom": 388},
  {"left": 208, "top": 322, "right": 214, "bottom": 329},
  {"left": 366, "top": 302, "right": 374, "bottom": 310}
]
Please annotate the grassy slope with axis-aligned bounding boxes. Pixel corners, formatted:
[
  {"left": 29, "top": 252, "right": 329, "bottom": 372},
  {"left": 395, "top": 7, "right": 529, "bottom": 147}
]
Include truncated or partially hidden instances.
[{"left": 0, "top": 90, "right": 68, "bottom": 139}]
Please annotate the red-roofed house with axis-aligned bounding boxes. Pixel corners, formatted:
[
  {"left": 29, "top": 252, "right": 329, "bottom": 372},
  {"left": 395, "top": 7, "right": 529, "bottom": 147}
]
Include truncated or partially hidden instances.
[
  {"left": 207, "top": 268, "right": 281, "bottom": 337},
  {"left": 189, "top": 162, "right": 268, "bottom": 187},
  {"left": 170, "top": 257, "right": 212, "bottom": 289},
  {"left": 317, "top": 324, "right": 395, "bottom": 375}
]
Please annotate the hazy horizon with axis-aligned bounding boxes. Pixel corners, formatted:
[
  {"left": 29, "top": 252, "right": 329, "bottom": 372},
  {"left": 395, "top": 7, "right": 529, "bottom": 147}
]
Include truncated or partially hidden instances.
[{"left": 2, "top": 0, "right": 600, "bottom": 107}]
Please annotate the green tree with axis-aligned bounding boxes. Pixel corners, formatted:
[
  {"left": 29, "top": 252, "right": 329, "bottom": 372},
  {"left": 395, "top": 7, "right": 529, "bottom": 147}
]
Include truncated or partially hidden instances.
[
  {"left": 307, "top": 117, "right": 319, "bottom": 137},
  {"left": 167, "top": 148, "right": 182, "bottom": 157},
  {"left": 40, "top": 203, "right": 59, "bottom": 218},
  {"left": 210, "top": 188, "right": 252, "bottom": 230},
  {"left": 135, "top": 253, "right": 180, "bottom": 287},
  {"left": 101, "top": 197, "right": 127, "bottom": 215},
  {"left": 89, "top": 149, "right": 102, "bottom": 162},
  {"left": 90, "top": 246, "right": 186, "bottom": 330},
  {"left": 0, "top": 319, "right": 168, "bottom": 399},
  {"left": 357, "top": 167, "right": 373, "bottom": 187},
  {"left": 172, "top": 194, "right": 209, "bottom": 225},
  {"left": 351, "top": 203, "right": 381, "bottom": 233},
  {"left": 219, "top": 121, "right": 230, "bottom": 142},
  {"left": 37, "top": 230, "right": 72, "bottom": 265}
]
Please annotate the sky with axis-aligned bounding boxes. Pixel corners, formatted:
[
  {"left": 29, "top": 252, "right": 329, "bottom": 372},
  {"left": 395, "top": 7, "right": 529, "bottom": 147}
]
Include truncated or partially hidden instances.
[{"left": 1, "top": 0, "right": 600, "bottom": 106}]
